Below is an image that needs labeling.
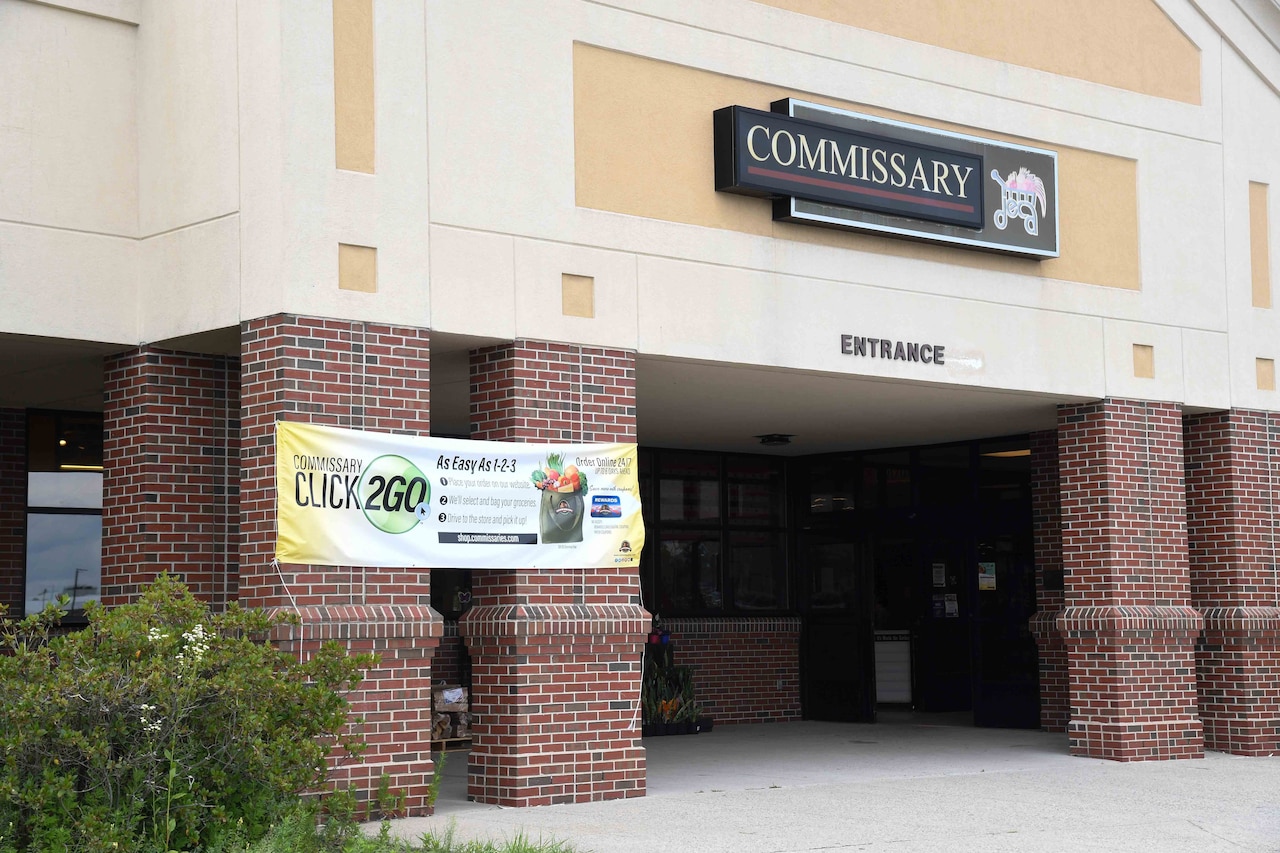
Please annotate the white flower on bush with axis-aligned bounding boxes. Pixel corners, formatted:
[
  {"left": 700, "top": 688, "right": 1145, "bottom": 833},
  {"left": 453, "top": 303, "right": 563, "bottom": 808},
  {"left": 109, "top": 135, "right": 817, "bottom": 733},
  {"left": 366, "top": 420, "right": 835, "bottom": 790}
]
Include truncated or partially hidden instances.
[
  {"left": 147, "top": 627, "right": 168, "bottom": 642},
  {"left": 139, "top": 702, "right": 162, "bottom": 734},
  {"left": 175, "top": 623, "right": 210, "bottom": 670}
]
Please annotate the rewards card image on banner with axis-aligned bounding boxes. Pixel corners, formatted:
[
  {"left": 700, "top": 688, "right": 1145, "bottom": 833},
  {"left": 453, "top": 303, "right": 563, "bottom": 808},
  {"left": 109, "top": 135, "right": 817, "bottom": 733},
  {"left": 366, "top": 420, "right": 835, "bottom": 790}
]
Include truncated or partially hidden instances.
[{"left": 275, "top": 421, "right": 644, "bottom": 569}]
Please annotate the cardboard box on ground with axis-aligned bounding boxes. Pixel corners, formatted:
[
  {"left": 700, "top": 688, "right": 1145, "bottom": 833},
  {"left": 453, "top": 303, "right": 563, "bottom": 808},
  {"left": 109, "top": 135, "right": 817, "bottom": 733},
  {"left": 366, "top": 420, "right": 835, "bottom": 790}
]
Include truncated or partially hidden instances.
[{"left": 431, "top": 684, "right": 471, "bottom": 741}]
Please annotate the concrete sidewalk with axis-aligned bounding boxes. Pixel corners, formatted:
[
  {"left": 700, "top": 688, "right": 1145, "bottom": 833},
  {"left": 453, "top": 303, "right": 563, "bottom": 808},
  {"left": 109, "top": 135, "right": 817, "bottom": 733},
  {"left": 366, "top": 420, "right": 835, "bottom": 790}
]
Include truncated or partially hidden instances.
[{"left": 380, "top": 719, "right": 1280, "bottom": 852}]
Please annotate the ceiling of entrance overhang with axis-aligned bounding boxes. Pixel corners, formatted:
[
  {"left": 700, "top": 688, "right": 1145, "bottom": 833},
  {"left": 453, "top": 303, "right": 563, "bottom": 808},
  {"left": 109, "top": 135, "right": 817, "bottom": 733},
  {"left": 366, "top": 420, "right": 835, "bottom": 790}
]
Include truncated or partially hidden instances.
[
  {"left": 2, "top": 329, "right": 1079, "bottom": 452},
  {"left": 429, "top": 336, "right": 1078, "bottom": 455},
  {"left": 632, "top": 357, "right": 1071, "bottom": 455},
  {"left": 0, "top": 334, "right": 126, "bottom": 411}
]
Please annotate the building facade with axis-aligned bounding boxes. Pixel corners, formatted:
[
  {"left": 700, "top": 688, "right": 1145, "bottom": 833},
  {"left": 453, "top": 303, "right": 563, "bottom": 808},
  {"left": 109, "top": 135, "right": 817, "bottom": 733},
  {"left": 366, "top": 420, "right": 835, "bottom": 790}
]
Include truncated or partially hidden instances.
[{"left": 2, "top": 0, "right": 1279, "bottom": 814}]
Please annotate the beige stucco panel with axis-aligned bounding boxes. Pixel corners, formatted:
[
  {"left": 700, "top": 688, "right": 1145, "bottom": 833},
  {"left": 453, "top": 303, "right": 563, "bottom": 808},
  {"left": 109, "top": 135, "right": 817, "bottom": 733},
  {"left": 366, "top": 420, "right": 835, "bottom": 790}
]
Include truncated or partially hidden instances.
[
  {"left": 138, "top": 215, "right": 241, "bottom": 344},
  {"left": 1101, "top": 318, "right": 1187, "bottom": 402},
  {"left": 137, "top": 0, "right": 240, "bottom": 237},
  {"left": 637, "top": 255, "right": 1106, "bottom": 400},
  {"left": 751, "top": 0, "right": 1201, "bottom": 104},
  {"left": 429, "top": 226, "right": 517, "bottom": 339},
  {"left": 0, "top": 223, "right": 136, "bottom": 344},
  {"left": 512, "top": 238, "right": 640, "bottom": 350},
  {"left": 1219, "top": 43, "right": 1280, "bottom": 411},
  {"left": 0, "top": 1, "right": 137, "bottom": 236},
  {"left": 574, "top": 44, "right": 1141, "bottom": 292},
  {"left": 238, "top": 0, "right": 430, "bottom": 326},
  {"left": 1180, "top": 328, "right": 1232, "bottom": 410}
]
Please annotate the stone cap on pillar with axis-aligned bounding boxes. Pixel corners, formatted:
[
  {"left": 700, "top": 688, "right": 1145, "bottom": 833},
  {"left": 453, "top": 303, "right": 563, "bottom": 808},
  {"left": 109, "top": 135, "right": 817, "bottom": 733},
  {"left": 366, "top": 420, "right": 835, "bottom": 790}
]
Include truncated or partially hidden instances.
[
  {"left": 267, "top": 604, "right": 444, "bottom": 642},
  {"left": 458, "top": 603, "right": 648, "bottom": 639},
  {"left": 1201, "top": 606, "right": 1280, "bottom": 634},
  {"left": 1057, "top": 605, "right": 1204, "bottom": 636}
]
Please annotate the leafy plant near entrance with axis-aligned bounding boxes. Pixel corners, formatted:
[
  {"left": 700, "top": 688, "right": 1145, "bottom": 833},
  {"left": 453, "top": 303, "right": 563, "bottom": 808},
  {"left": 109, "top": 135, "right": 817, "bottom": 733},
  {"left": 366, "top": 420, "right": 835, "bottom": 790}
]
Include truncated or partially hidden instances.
[
  {"left": 0, "top": 574, "right": 374, "bottom": 852},
  {"left": 641, "top": 658, "right": 706, "bottom": 734}
]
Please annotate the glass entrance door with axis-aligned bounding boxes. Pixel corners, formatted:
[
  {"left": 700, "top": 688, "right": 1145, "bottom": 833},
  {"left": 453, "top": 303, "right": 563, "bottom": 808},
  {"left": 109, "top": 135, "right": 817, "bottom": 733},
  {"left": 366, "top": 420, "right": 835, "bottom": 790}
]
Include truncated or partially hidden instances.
[{"left": 799, "top": 534, "right": 874, "bottom": 722}]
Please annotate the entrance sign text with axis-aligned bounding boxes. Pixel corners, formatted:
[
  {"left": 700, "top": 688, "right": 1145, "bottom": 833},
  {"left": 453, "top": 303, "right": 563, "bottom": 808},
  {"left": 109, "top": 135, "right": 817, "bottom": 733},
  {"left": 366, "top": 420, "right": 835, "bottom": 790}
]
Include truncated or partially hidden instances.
[
  {"left": 715, "top": 99, "right": 1059, "bottom": 257},
  {"left": 276, "top": 421, "right": 644, "bottom": 569}
]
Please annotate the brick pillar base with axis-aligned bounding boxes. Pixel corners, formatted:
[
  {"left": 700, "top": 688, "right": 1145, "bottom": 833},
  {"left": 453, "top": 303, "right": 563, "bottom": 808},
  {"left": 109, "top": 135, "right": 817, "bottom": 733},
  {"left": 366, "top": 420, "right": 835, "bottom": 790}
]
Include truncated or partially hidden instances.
[
  {"left": 1029, "top": 430, "right": 1068, "bottom": 732},
  {"left": 1186, "top": 410, "right": 1280, "bottom": 755},
  {"left": 239, "top": 315, "right": 441, "bottom": 814},
  {"left": 461, "top": 599, "right": 648, "bottom": 807},
  {"left": 0, "top": 409, "right": 23, "bottom": 615},
  {"left": 102, "top": 349, "right": 240, "bottom": 608},
  {"left": 1197, "top": 609, "right": 1280, "bottom": 754},
  {"left": 271, "top": 604, "right": 441, "bottom": 813},
  {"left": 1057, "top": 400, "right": 1204, "bottom": 761},
  {"left": 1059, "top": 607, "right": 1203, "bottom": 759},
  {"left": 1030, "top": 606, "right": 1068, "bottom": 732},
  {"left": 464, "top": 341, "right": 646, "bottom": 807}
]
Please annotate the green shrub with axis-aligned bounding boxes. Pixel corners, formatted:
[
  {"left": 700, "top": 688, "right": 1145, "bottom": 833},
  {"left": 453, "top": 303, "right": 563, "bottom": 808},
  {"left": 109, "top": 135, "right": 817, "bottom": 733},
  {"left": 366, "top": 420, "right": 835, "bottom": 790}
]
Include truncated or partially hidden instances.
[{"left": 0, "top": 574, "right": 374, "bottom": 852}]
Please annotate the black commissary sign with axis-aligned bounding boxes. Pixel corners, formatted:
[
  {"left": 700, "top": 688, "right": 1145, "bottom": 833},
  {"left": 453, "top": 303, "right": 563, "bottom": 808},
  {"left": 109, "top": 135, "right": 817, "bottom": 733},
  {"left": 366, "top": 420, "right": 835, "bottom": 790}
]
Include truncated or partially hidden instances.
[
  {"left": 715, "top": 105, "right": 983, "bottom": 229},
  {"left": 714, "top": 98, "right": 1059, "bottom": 258}
]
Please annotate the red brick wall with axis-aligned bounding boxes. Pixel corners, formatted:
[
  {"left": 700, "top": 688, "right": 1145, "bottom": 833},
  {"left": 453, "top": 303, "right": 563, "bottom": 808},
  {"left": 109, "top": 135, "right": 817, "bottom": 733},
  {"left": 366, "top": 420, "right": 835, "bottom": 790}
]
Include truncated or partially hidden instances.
[
  {"left": 0, "top": 408, "right": 24, "bottom": 615},
  {"left": 102, "top": 350, "right": 239, "bottom": 609},
  {"left": 1056, "top": 400, "right": 1203, "bottom": 761},
  {"left": 461, "top": 340, "right": 647, "bottom": 807},
  {"left": 432, "top": 624, "right": 466, "bottom": 686},
  {"left": 239, "top": 315, "right": 441, "bottom": 815},
  {"left": 663, "top": 617, "right": 801, "bottom": 724},
  {"left": 1028, "top": 429, "right": 1068, "bottom": 733},
  {"left": 1185, "top": 410, "right": 1280, "bottom": 755}
]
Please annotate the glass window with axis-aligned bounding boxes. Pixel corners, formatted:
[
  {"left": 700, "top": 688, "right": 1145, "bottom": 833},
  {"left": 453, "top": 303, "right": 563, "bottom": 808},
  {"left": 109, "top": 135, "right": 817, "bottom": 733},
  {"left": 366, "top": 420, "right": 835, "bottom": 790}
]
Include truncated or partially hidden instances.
[
  {"left": 918, "top": 444, "right": 972, "bottom": 507},
  {"left": 727, "top": 531, "right": 786, "bottom": 610},
  {"left": 804, "top": 540, "right": 860, "bottom": 612},
  {"left": 26, "top": 411, "right": 104, "bottom": 619},
  {"left": 658, "top": 453, "right": 720, "bottom": 523},
  {"left": 25, "top": 513, "right": 102, "bottom": 616},
  {"left": 727, "top": 456, "right": 783, "bottom": 526},
  {"left": 656, "top": 531, "right": 722, "bottom": 612}
]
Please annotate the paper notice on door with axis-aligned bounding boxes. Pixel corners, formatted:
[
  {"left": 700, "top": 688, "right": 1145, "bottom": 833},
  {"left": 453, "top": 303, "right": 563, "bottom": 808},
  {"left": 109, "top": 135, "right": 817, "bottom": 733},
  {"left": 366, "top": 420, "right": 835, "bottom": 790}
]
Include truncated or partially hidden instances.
[
  {"left": 979, "top": 562, "right": 997, "bottom": 591},
  {"left": 932, "top": 562, "right": 947, "bottom": 588}
]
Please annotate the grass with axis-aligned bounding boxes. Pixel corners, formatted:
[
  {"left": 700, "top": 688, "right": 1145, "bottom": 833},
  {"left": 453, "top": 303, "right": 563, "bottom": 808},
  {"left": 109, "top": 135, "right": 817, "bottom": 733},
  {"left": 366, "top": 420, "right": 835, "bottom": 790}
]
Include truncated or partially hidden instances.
[
  {"left": 414, "top": 822, "right": 579, "bottom": 853},
  {"left": 208, "top": 806, "right": 579, "bottom": 853}
]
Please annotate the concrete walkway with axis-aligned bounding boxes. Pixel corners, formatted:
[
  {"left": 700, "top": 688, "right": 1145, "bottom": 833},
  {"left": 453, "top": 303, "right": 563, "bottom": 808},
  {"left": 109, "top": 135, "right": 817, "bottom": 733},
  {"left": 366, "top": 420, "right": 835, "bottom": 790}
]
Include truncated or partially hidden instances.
[{"left": 380, "top": 718, "right": 1280, "bottom": 852}]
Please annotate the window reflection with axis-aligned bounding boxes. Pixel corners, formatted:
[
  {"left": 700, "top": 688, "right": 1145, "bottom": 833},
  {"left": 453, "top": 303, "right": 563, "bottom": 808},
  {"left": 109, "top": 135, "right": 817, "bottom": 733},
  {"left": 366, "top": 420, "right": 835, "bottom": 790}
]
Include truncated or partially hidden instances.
[
  {"left": 27, "top": 472, "right": 103, "bottom": 509},
  {"left": 25, "top": 411, "right": 105, "bottom": 619},
  {"left": 25, "top": 513, "right": 102, "bottom": 615}
]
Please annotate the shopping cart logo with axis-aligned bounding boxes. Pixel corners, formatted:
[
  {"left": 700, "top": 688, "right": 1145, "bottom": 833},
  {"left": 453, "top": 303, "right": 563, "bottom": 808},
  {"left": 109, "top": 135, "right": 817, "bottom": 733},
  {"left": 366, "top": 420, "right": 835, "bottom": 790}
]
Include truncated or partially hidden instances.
[{"left": 990, "top": 167, "right": 1047, "bottom": 236}]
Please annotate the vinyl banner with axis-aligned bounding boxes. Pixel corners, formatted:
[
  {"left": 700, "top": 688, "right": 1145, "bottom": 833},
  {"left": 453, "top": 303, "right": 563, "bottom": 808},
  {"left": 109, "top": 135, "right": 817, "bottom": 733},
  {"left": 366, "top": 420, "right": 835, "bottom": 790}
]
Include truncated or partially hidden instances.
[{"left": 275, "top": 421, "right": 644, "bottom": 569}]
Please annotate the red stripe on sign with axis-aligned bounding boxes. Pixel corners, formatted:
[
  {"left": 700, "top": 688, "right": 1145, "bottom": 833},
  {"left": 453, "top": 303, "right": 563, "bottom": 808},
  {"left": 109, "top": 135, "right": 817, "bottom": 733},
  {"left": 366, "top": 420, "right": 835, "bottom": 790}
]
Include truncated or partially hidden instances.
[{"left": 746, "top": 165, "right": 976, "bottom": 213}]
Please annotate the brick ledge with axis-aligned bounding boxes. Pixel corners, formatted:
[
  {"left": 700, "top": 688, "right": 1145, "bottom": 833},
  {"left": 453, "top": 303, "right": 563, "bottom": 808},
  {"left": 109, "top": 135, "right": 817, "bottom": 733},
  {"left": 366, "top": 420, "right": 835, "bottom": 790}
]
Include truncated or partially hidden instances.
[
  {"left": 1201, "top": 606, "right": 1280, "bottom": 633},
  {"left": 267, "top": 604, "right": 443, "bottom": 641},
  {"left": 459, "top": 603, "right": 648, "bottom": 638},
  {"left": 1057, "top": 605, "right": 1203, "bottom": 633}
]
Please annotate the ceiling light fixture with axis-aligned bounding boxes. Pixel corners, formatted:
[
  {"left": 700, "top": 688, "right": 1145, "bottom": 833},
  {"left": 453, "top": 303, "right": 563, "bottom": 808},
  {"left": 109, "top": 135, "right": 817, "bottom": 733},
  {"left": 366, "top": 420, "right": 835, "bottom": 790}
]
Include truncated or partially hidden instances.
[{"left": 755, "top": 434, "right": 794, "bottom": 447}]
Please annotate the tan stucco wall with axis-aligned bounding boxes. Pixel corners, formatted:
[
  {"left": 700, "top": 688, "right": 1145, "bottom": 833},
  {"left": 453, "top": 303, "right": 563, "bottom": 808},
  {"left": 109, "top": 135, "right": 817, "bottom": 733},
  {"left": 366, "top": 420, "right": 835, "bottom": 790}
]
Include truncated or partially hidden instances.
[
  {"left": 752, "top": 0, "right": 1201, "bottom": 104},
  {"left": 574, "top": 44, "right": 1140, "bottom": 291}
]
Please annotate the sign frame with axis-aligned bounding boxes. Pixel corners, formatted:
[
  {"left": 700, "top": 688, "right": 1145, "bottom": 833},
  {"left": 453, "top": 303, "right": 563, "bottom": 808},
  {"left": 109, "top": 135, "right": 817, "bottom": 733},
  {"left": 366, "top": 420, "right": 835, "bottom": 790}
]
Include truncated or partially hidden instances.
[{"left": 715, "top": 97, "right": 1060, "bottom": 259}]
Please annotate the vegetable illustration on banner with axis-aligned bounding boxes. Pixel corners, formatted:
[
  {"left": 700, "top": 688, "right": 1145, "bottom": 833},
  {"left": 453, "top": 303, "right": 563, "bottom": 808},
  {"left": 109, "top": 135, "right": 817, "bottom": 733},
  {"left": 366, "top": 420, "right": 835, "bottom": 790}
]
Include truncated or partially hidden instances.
[
  {"left": 276, "top": 421, "right": 644, "bottom": 569},
  {"left": 532, "top": 453, "right": 587, "bottom": 544}
]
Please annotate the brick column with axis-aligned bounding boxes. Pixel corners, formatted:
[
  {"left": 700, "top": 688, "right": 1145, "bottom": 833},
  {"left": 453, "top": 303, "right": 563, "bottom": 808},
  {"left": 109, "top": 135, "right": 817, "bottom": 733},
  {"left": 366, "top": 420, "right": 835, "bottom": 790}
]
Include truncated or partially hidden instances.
[
  {"left": 461, "top": 341, "right": 647, "bottom": 807},
  {"left": 240, "top": 315, "right": 442, "bottom": 815},
  {"left": 1027, "top": 429, "right": 1068, "bottom": 732},
  {"left": 1185, "top": 410, "right": 1280, "bottom": 755},
  {"left": 0, "top": 409, "right": 24, "bottom": 615},
  {"left": 102, "top": 350, "right": 240, "bottom": 609},
  {"left": 1056, "top": 399, "right": 1203, "bottom": 761}
]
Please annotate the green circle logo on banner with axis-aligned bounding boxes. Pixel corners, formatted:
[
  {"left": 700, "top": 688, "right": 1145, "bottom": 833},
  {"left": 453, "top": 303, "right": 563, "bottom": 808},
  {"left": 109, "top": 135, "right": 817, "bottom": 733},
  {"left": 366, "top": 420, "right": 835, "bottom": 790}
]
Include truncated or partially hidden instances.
[{"left": 359, "top": 455, "right": 430, "bottom": 534}]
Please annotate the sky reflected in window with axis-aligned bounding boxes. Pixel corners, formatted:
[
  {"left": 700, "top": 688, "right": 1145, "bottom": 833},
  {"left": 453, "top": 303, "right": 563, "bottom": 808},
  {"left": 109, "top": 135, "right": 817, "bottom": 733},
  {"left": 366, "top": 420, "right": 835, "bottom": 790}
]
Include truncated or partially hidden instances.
[{"left": 25, "top": 513, "right": 102, "bottom": 615}]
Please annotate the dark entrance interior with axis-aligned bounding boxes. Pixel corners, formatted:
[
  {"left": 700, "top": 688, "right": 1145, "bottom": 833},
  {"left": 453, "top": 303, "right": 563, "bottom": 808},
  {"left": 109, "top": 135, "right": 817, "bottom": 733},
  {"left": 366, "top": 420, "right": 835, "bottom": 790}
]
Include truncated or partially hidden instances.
[
  {"left": 796, "top": 437, "right": 1039, "bottom": 727},
  {"left": 637, "top": 434, "right": 1039, "bottom": 730}
]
